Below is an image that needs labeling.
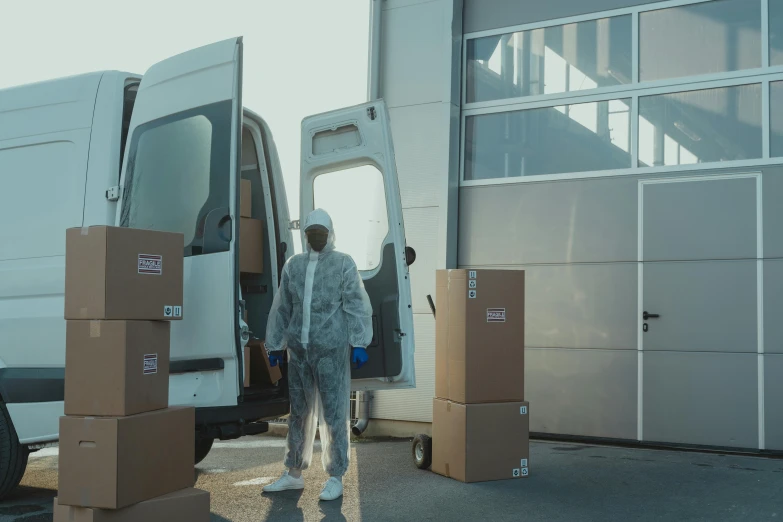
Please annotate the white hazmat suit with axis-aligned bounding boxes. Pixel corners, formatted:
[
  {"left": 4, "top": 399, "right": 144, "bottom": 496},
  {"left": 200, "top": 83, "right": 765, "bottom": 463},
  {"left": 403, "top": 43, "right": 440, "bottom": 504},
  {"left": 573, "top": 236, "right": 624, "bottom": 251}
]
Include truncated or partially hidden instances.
[{"left": 265, "top": 209, "right": 373, "bottom": 481}]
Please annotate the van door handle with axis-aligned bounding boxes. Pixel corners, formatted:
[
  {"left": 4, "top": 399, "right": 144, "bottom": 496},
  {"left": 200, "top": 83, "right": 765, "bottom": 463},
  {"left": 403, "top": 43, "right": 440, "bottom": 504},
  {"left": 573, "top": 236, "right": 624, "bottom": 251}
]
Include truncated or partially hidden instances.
[{"left": 642, "top": 311, "right": 660, "bottom": 320}]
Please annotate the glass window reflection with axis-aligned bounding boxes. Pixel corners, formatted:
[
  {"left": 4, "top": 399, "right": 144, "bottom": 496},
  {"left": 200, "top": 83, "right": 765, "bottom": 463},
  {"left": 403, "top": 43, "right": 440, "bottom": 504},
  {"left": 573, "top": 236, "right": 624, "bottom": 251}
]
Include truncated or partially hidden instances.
[
  {"left": 638, "top": 84, "right": 762, "bottom": 167},
  {"left": 640, "top": 0, "right": 761, "bottom": 82},
  {"left": 466, "top": 16, "right": 632, "bottom": 103},
  {"left": 770, "top": 0, "right": 783, "bottom": 66},
  {"left": 464, "top": 98, "right": 632, "bottom": 180},
  {"left": 770, "top": 81, "right": 783, "bottom": 157}
]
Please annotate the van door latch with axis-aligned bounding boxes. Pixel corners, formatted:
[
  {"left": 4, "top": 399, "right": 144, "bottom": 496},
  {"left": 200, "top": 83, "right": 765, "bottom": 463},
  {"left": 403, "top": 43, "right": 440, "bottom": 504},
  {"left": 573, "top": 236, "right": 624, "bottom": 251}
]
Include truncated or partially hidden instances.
[{"left": 105, "top": 186, "right": 120, "bottom": 202}]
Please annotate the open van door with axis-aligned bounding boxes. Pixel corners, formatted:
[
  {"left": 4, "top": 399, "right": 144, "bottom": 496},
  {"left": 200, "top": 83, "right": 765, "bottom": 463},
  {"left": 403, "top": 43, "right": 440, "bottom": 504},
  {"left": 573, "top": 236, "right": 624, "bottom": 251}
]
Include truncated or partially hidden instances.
[
  {"left": 300, "top": 101, "right": 415, "bottom": 391},
  {"left": 116, "top": 38, "right": 244, "bottom": 408}
]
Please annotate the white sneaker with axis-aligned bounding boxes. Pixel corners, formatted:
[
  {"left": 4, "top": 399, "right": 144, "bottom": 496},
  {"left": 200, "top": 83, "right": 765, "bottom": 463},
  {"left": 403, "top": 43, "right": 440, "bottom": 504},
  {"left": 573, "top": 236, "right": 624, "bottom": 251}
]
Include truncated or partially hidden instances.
[
  {"left": 319, "top": 477, "right": 343, "bottom": 501},
  {"left": 263, "top": 471, "right": 305, "bottom": 492}
]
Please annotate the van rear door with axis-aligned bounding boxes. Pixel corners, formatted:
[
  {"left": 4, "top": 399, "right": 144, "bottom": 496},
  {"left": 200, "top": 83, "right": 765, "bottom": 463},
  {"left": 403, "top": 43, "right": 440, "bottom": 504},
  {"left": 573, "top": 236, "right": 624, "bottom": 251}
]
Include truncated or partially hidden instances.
[
  {"left": 116, "top": 38, "right": 244, "bottom": 407},
  {"left": 300, "top": 101, "right": 416, "bottom": 391}
]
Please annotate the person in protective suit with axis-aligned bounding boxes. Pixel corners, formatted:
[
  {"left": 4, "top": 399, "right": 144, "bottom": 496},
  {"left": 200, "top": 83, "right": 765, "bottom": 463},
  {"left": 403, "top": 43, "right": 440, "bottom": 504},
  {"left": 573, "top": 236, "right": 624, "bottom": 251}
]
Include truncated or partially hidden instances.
[{"left": 262, "top": 208, "right": 373, "bottom": 501}]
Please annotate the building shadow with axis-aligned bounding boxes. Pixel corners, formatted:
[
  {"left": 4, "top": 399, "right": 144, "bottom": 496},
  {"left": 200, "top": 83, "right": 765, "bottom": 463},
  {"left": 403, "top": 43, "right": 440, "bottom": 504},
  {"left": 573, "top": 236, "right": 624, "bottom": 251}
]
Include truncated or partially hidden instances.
[
  {"left": 318, "top": 496, "right": 347, "bottom": 522},
  {"left": 261, "top": 489, "right": 304, "bottom": 522},
  {"left": 0, "top": 485, "right": 56, "bottom": 521}
]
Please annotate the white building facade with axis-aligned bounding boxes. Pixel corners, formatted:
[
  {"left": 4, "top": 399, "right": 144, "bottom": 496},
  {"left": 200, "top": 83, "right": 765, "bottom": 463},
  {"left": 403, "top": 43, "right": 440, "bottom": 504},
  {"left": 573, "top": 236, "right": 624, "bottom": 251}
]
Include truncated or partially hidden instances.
[{"left": 367, "top": 0, "right": 783, "bottom": 452}]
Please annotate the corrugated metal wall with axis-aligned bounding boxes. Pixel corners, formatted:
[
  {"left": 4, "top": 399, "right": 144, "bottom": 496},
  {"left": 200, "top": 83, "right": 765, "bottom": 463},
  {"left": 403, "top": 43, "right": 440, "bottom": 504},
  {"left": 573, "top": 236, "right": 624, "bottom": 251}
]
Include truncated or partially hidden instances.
[{"left": 459, "top": 165, "right": 783, "bottom": 449}]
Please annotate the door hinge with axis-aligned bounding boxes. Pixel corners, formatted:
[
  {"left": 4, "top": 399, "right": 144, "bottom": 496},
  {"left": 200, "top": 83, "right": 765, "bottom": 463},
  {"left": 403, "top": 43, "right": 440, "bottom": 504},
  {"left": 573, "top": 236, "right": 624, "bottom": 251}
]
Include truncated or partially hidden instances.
[
  {"left": 105, "top": 186, "right": 120, "bottom": 202},
  {"left": 394, "top": 329, "right": 406, "bottom": 342},
  {"left": 289, "top": 220, "right": 300, "bottom": 230}
]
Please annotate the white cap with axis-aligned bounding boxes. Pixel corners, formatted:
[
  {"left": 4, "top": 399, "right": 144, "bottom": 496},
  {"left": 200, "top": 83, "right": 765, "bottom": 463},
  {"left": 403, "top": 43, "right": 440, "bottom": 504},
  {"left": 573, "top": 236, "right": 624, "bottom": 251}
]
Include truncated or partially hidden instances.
[{"left": 304, "top": 208, "right": 333, "bottom": 232}]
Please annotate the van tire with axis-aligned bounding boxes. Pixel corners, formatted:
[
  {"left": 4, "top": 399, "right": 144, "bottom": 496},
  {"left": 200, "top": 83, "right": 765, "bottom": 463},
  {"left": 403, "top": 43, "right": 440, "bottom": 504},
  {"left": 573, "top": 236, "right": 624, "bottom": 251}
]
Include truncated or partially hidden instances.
[
  {"left": 0, "top": 401, "right": 29, "bottom": 499},
  {"left": 194, "top": 437, "right": 214, "bottom": 465}
]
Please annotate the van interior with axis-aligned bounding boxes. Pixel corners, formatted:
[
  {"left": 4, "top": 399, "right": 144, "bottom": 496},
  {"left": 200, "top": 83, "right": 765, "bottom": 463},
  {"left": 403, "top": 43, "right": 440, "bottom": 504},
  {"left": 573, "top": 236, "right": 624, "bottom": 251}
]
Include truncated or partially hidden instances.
[{"left": 239, "top": 124, "right": 288, "bottom": 398}]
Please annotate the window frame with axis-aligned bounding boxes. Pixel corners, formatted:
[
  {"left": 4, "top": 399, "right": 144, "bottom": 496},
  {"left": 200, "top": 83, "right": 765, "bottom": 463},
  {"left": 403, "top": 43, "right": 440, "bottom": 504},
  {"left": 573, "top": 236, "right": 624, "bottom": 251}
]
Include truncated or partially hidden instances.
[
  {"left": 461, "top": 0, "right": 781, "bottom": 187},
  {"left": 119, "top": 100, "right": 234, "bottom": 257}
]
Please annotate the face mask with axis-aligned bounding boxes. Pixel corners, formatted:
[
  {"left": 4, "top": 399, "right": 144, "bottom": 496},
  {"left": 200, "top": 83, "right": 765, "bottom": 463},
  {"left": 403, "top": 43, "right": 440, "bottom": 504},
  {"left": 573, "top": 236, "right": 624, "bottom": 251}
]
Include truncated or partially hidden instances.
[{"left": 307, "top": 230, "right": 328, "bottom": 252}]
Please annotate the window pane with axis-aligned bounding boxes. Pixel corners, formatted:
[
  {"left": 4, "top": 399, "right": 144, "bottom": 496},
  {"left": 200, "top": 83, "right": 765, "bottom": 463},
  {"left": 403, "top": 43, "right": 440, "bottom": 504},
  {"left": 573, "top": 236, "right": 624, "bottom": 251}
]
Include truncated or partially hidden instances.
[
  {"left": 120, "top": 102, "right": 232, "bottom": 256},
  {"left": 466, "top": 15, "right": 632, "bottom": 103},
  {"left": 640, "top": 0, "right": 761, "bottom": 82},
  {"left": 770, "top": 81, "right": 783, "bottom": 157},
  {"left": 638, "top": 84, "right": 761, "bottom": 167},
  {"left": 464, "top": 98, "right": 632, "bottom": 180},
  {"left": 313, "top": 166, "right": 389, "bottom": 271},
  {"left": 771, "top": 0, "right": 783, "bottom": 66}
]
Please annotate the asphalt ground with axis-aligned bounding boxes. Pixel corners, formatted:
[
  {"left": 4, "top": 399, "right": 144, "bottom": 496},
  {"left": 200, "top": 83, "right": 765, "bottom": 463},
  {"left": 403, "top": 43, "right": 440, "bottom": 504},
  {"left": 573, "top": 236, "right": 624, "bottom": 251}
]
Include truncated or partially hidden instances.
[{"left": 2, "top": 436, "right": 782, "bottom": 521}]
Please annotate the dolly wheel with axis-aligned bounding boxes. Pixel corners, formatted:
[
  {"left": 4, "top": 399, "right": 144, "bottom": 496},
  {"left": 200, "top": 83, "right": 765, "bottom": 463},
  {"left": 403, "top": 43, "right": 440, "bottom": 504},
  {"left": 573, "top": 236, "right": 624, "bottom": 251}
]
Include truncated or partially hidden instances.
[{"left": 412, "top": 434, "right": 432, "bottom": 470}]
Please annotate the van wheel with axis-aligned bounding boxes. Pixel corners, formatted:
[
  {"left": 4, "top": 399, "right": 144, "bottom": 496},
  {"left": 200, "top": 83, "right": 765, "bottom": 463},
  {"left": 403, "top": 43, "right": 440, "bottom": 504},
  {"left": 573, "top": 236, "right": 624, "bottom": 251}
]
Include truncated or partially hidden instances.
[
  {"left": 0, "top": 402, "right": 29, "bottom": 499},
  {"left": 194, "top": 437, "right": 214, "bottom": 465}
]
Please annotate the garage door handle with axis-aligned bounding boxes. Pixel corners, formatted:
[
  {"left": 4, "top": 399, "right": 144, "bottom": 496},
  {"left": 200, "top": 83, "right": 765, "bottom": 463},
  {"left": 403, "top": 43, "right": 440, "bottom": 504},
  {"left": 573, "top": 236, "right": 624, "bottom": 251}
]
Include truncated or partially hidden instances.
[{"left": 642, "top": 311, "right": 660, "bottom": 320}]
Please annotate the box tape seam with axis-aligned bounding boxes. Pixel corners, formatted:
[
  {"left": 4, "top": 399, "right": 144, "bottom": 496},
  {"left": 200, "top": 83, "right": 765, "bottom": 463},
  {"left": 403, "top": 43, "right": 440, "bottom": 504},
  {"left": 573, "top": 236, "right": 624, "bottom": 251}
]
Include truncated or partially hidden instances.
[{"left": 89, "top": 321, "right": 100, "bottom": 338}]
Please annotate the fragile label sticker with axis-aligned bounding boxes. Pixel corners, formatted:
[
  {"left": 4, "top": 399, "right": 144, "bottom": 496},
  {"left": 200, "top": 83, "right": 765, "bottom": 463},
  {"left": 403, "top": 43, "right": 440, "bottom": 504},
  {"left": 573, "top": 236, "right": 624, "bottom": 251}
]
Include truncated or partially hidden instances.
[
  {"left": 469, "top": 280, "right": 477, "bottom": 289},
  {"left": 138, "top": 254, "right": 162, "bottom": 275},
  {"left": 521, "top": 467, "right": 529, "bottom": 477},
  {"left": 164, "top": 306, "right": 174, "bottom": 318},
  {"left": 173, "top": 306, "right": 182, "bottom": 318},
  {"left": 143, "top": 354, "right": 158, "bottom": 375},
  {"left": 469, "top": 270, "right": 477, "bottom": 279},
  {"left": 487, "top": 308, "right": 506, "bottom": 323},
  {"left": 468, "top": 290, "right": 477, "bottom": 299},
  {"left": 521, "top": 458, "right": 528, "bottom": 467},
  {"left": 512, "top": 468, "right": 521, "bottom": 478},
  {"left": 520, "top": 406, "right": 528, "bottom": 415}
]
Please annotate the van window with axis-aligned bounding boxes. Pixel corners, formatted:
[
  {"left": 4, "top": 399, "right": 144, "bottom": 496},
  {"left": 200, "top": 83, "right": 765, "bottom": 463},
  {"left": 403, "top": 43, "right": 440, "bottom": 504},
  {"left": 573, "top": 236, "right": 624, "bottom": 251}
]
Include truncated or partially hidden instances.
[
  {"left": 313, "top": 165, "right": 389, "bottom": 271},
  {"left": 119, "top": 83, "right": 138, "bottom": 179},
  {"left": 119, "top": 101, "right": 232, "bottom": 256}
]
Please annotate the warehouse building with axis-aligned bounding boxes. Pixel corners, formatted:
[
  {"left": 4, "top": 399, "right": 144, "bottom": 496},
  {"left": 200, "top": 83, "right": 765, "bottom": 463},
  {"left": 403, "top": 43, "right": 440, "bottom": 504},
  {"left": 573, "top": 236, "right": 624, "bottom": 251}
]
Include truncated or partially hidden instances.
[{"left": 365, "top": 0, "right": 783, "bottom": 452}]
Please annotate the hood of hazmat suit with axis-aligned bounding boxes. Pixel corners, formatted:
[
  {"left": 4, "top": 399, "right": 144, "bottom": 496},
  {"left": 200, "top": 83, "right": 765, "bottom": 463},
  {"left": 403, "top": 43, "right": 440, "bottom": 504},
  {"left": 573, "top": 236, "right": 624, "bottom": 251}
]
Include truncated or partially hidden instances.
[{"left": 264, "top": 208, "right": 373, "bottom": 477}]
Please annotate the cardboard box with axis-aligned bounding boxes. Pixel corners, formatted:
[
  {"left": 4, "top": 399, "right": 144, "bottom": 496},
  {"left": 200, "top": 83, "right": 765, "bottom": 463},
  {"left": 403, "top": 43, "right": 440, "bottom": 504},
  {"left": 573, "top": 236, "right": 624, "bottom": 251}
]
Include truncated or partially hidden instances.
[
  {"left": 53, "top": 489, "right": 210, "bottom": 522},
  {"left": 240, "top": 218, "right": 264, "bottom": 274},
  {"left": 65, "top": 320, "right": 170, "bottom": 417},
  {"left": 244, "top": 340, "right": 281, "bottom": 387},
  {"left": 241, "top": 179, "right": 252, "bottom": 218},
  {"left": 58, "top": 407, "right": 195, "bottom": 509},
  {"left": 432, "top": 398, "right": 530, "bottom": 483},
  {"left": 65, "top": 227, "right": 184, "bottom": 321},
  {"left": 435, "top": 269, "right": 525, "bottom": 404}
]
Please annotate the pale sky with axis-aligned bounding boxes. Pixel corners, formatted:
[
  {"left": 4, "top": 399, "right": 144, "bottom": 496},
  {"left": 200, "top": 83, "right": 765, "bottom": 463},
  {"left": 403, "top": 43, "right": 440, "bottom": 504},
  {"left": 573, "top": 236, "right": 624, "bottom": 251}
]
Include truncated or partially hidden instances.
[{"left": 0, "top": 0, "right": 371, "bottom": 254}]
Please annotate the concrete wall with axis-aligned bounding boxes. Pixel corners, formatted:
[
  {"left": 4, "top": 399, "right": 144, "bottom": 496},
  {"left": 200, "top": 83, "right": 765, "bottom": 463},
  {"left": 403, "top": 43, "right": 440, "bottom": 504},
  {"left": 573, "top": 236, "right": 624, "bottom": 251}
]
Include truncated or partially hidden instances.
[{"left": 370, "top": 0, "right": 462, "bottom": 423}]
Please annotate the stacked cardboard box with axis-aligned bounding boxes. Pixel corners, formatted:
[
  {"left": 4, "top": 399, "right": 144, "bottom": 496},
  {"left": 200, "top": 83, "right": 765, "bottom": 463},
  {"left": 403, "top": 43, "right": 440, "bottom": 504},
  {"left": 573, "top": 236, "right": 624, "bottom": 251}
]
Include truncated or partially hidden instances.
[
  {"left": 432, "top": 269, "right": 530, "bottom": 483},
  {"left": 244, "top": 339, "right": 282, "bottom": 388},
  {"left": 56, "top": 226, "right": 210, "bottom": 521},
  {"left": 240, "top": 178, "right": 264, "bottom": 274}
]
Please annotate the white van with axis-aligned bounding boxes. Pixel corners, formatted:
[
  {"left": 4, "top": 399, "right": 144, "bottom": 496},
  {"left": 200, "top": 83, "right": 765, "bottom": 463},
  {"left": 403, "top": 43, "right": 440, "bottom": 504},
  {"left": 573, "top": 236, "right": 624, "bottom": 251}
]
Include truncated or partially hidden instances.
[{"left": 0, "top": 37, "right": 416, "bottom": 498}]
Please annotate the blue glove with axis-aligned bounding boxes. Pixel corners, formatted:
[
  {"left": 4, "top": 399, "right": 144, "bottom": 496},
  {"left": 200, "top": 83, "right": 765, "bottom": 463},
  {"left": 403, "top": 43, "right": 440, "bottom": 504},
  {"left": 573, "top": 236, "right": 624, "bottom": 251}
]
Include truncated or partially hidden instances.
[
  {"left": 351, "top": 347, "right": 369, "bottom": 369},
  {"left": 268, "top": 353, "right": 282, "bottom": 367}
]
